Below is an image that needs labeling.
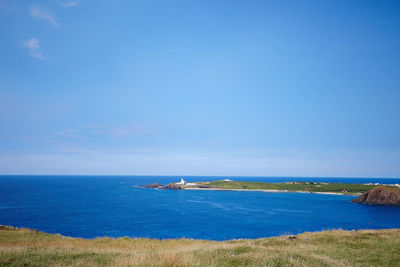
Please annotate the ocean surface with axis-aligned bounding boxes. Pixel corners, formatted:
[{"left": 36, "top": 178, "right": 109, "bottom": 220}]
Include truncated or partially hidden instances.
[{"left": 1, "top": 175, "right": 400, "bottom": 241}]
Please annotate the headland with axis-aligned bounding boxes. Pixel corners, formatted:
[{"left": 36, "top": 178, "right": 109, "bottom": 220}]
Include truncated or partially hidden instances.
[
  {"left": 352, "top": 186, "right": 400, "bottom": 205},
  {"left": 141, "top": 179, "right": 399, "bottom": 196}
]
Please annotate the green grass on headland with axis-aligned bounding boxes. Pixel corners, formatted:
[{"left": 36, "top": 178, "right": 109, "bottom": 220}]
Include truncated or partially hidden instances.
[
  {"left": 1, "top": 225, "right": 399, "bottom": 266},
  {"left": 190, "top": 180, "right": 381, "bottom": 194}
]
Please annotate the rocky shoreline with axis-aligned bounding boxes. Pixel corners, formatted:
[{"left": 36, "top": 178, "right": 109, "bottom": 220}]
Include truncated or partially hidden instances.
[
  {"left": 351, "top": 186, "right": 400, "bottom": 206},
  {"left": 139, "top": 182, "right": 360, "bottom": 196},
  {"left": 140, "top": 182, "right": 184, "bottom": 190},
  {"left": 183, "top": 187, "right": 357, "bottom": 195}
]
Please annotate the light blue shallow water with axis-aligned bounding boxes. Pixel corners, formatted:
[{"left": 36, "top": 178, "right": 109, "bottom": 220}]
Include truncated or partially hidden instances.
[{"left": 0, "top": 176, "right": 399, "bottom": 240}]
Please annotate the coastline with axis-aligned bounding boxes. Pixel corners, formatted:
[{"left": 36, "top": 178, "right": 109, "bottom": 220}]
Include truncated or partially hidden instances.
[
  {"left": 182, "top": 187, "right": 360, "bottom": 196},
  {"left": 144, "top": 179, "right": 383, "bottom": 195}
]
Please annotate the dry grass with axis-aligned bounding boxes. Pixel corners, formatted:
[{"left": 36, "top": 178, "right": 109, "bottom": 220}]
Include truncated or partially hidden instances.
[{"left": 1, "top": 225, "right": 399, "bottom": 266}]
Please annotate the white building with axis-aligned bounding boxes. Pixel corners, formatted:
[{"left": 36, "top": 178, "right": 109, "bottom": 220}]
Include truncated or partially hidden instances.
[{"left": 176, "top": 178, "right": 186, "bottom": 185}]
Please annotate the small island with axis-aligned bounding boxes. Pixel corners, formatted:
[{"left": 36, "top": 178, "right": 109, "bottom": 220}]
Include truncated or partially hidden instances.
[{"left": 141, "top": 179, "right": 400, "bottom": 196}]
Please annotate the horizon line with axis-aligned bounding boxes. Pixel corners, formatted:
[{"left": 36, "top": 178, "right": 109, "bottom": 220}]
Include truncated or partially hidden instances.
[{"left": 0, "top": 174, "right": 399, "bottom": 179}]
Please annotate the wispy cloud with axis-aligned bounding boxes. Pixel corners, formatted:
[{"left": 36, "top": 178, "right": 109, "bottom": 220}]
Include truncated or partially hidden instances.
[
  {"left": 58, "top": 147, "right": 99, "bottom": 154},
  {"left": 55, "top": 123, "right": 161, "bottom": 139},
  {"left": 23, "top": 38, "right": 40, "bottom": 50},
  {"left": 29, "top": 6, "right": 59, "bottom": 29},
  {"left": 56, "top": 128, "right": 77, "bottom": 136},
  {"left": 22, "top": 38, "right": 47, "bottom": 60},
  {"left": 85, "top": 123, "right": 160, "bottom": 137},
  {"left": 59, "top": 0, "right": 81, "bottom": 8}
]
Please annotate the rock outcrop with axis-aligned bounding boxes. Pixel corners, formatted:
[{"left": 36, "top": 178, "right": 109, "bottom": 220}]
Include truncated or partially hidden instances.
[
  {"left": 140, "top": 183, "right": 163, "bottom": 189},
  {"left": 162, "top": 183, "right": 183, "bottom": 190},
  {"left": 140, "top": 182, "right": 183, "bottom": 190},
  {"left": 352, "top": 186, "right": 400, "bottom": 206}
]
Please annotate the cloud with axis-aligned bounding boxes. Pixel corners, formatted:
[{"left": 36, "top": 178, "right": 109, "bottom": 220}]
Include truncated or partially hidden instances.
[
  {"left": 23, "top": 38, "right": 40, "bottom": 50},
  {"left": 29, "top": 6, "right": 59, "bottom": 28},
  {"left": 59, "top": 0, "right": 81, "bottom": 8},
  {"left": 30, "top": 52, "right": 47, "bottom": 60},
  {"left": 54, "top": 123, "right": 161, "bottom": 140},
  {"left": 58, "top": 147, "right": 99, "bottom": 154},
  {"left": 22, "top": 38, "right": 47, "bottom": 60},
  {"left": 56, "top": 128, "right": 77, "bottom": 136},
  {"left": 84, "top": 123, "right": 161, "bottom": 137}
]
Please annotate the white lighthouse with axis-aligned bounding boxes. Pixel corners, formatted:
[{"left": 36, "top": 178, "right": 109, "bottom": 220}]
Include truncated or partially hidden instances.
[{"left": 176, "top": 178, "right": 186, "bottom": 185}]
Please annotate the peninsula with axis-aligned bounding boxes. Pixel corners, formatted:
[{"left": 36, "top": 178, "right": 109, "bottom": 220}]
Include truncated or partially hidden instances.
[{"left": 141, "top": 179, "right": 389, "bottom": 195}]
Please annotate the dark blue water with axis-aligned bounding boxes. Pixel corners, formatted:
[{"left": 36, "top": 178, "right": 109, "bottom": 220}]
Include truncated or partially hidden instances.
[{"left": 1, "top": 175, "right": 399, "bottom": 240}]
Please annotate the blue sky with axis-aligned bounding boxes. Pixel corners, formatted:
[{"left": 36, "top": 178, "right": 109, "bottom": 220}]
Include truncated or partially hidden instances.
[{"left": 0, "top": 0, "right": 399, "bottom": 177}]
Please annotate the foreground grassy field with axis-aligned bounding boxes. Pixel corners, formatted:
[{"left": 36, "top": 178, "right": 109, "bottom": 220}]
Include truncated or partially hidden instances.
[
  {"left": 1, "top": 226, "right": 399, "bottom": 266},
  {"left": 191, "top": 181, "right": 379, "bottom": 194}
]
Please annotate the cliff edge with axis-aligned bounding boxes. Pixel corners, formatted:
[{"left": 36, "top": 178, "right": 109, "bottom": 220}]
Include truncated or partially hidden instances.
[{"left": 352, "top": 186, "right": 400, "bottom": 206}]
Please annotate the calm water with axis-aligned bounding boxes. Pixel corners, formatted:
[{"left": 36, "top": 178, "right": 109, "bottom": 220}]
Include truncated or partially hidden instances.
[{"left": 1, "top": 175, "right": 400, "bottom": 240}]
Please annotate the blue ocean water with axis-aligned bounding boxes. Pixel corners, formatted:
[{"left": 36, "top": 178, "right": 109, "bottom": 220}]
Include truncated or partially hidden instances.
[{"left": 0, "top": 175, "right": 399, "bottom": 240}]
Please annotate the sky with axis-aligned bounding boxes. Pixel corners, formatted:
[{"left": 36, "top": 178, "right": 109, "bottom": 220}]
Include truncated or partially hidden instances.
[{"left": 0, "top": 0, "right": 399, "bottom": 177}]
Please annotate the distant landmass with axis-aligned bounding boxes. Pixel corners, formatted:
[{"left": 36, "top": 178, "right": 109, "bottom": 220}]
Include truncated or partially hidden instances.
[
  {"left": 141, "top": 179, "right": 400, "bottom": 205},
  {"left": 141, "top": 179, "right": 381, "bottom": 194}
]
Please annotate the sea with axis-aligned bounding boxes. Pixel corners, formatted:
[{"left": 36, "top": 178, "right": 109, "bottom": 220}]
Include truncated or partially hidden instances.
[{"left": 1, "top": 175, "right": 399, "bottom": 241}]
